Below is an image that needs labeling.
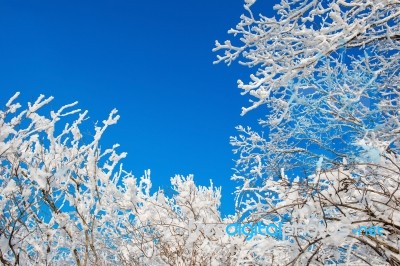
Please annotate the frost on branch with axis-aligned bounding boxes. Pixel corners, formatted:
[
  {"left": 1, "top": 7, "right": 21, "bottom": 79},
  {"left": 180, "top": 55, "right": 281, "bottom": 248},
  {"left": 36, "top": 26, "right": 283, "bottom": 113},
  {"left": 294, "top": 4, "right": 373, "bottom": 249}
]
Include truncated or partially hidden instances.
[
  {"left": 216, "top": 0, "right": 400, "bottom": 265},
  {"left": 0, "top": 93, "right": 130, "bottom": 265},
  {"left": 116, "top": 174, "right": 235, "bottom": 265},
  {"left": 0, "top": 93, "right": 235, "bottom": 265},
  {"left": 214, "top": 0, "right": 400, "bottom": 116}
]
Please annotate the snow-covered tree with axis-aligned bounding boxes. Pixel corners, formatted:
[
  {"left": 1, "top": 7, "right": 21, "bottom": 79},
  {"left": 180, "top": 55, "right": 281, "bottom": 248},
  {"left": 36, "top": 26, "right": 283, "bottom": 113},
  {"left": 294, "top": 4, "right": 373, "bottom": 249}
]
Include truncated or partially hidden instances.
[
  {"left": 214, "top": 0, "right": 400, "bottom": 264},
  {"left": 0, "top": 92, "right": 142, "bottom": 265},
  {"left": 115, "top": 174, "right": 233, "bottom": 265},
  {"left": 0, "top": 93, "right": 235, "bottom": 265}
]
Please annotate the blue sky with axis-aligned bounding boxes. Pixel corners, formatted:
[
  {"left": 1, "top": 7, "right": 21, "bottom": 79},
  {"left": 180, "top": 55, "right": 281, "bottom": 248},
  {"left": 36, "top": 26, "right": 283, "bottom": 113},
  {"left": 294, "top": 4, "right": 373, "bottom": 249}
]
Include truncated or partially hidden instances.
[{"left": 0, "top": 0, "right": 272, "bottom": 215}]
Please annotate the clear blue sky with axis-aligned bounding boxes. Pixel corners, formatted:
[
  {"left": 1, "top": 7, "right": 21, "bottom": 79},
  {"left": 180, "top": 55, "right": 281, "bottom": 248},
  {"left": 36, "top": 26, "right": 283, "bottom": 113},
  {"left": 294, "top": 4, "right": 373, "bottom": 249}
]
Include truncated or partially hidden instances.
[{"left": 0, "top": 0, "right": 272, "bottom": 215}]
